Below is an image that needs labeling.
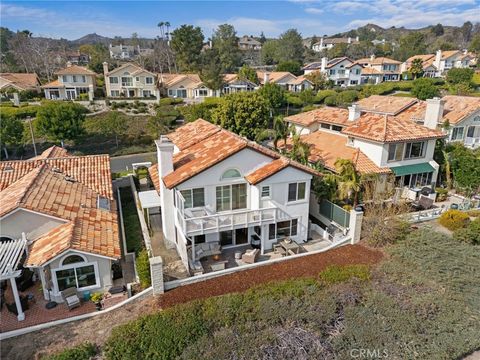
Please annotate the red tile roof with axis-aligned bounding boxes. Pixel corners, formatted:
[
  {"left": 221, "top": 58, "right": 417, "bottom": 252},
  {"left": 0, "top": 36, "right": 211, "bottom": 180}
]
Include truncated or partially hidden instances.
[
  {"left": 279, "top": 131, "right": 390, "bottom": 175},
  {"left": 0, "top": 73, "right": 40, "bottom": 90},
  {"left": 341, "top": 113, "right": 445, "bottom": 143},
  {"left": 32, "top": 146, "right": 70, "bottom": 160},
  {"left": 166, "top": 119, "right": 221, "bottom": 150},
  {"left": 161, "top": 119, "right": 321, "bottom": 189},
  {"left": 441, "top": 95, "right": 480, "bottom": 125},
  {"left": 356, "top": 95, "right": 418, "bottom": 115},
  {"left": 0, "top": 147, "right": 120, "bottom": 266},
  {"left": 55, "top": 65, "right": 97, "bottom": 76},
  {"left": 285, "top": 107, "right": 349, "bottom": 127},
  {"left": 245, "top": 158, "right": 290, "bottom": 184}
]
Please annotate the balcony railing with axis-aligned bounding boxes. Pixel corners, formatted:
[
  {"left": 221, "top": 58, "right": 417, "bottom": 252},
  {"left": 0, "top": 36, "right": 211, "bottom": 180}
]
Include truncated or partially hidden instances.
[{"left": 465, "top": 137, "right": 480, "bottom": 148}]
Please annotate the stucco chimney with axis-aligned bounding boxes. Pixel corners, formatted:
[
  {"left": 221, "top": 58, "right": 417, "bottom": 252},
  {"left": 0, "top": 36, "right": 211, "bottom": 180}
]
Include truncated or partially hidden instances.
[
  {"left": 156, "top": 136, "right": 175, "bottom": 245},
  {"left": 321, "top": 57, "right": 328, "bottom": 72},
  {"left": 66, "top": 61, "right": 72, "bottom": 67},
  {"left": 347, "top": 37, "right": 352, "bottom": 44},
  {"left": 434, "top": 50, "right": 442, "bottom": 70},
  {"left": 424, "top": 97, "right": 445, "bottom": 129},
  {"left": 264, "top": 72, "right": 270, "bottom": 84},
  {"left": 102, "top": 62, "right": 109, "bottom": 76},
  {"left": 370, "top": 54, "right": 375, "bottom": 62},
  {"left": 348, "top": 104, "right": 361, "bottom": 121},
  {"left": 356, "top": 36, "right": 359, "bottom": 42}
]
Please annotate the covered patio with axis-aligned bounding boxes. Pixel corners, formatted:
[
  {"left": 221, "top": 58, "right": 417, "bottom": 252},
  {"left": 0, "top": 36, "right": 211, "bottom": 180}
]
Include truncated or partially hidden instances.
[{"left": 1, "top": 237, "right": 28, "bottom": 321}]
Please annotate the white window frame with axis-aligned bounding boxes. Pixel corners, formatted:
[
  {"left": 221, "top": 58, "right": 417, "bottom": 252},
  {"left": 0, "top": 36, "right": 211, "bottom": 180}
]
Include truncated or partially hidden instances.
[
  {"left": 404, "top": 141, "right": 426, "bottom": 159},
  {"left": 110, "top": 90, "right": 120, "bottom": 97},
  {"left": 109, "top": 77, "right": 119, "bottom": 84},
  {"left": 51, "top": 255, "right": 100, "bottom": 295},
  {"left": 261, "top": 185, "right": 271, "bottom": 199},
  {"left": 145, "top": 77, "right": 153, "bottom": 84},
  {"left": 451, "top": 127, "right": 464, "bottom": 141},
  {"left": 180, "top": 187, "right": 205, "bottom": 209},
  {"left": 388, "top": 143, "right": 405, "bottom": 162},
  {"left": 143, "top": 90, "right": 152, "bottom": 98}
]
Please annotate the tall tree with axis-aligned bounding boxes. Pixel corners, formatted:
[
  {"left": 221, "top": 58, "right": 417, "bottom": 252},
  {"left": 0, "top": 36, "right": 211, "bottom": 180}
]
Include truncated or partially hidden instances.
[
  {"left": 212, "top": 24, "right": 241, "bottom": 72},
  {"left": 411, "top": 78, "right": 439, "bottom": 100},
  {"left": 35, "top": 102, "right": 87, "bottom": 143},
  {"left": 170, "top": 25, "right": 204, "bottom": 71},
  {"left": 237, "top": 64, "right": 258, "bottom": 84},
  {"left": 431, "top": 24, "right": 444, "bottom": 36},
  {"left": 261, "top": 40, "right": 280, "bottom": 65},
  {"left": 259, "top": 31, "right": 267, "bottom": 44},
  {"left": 276, "top": 61, "right": 302, "bottom": 75},
  {"left": 0, "top": 116, "right": 24, "bottom": 159},
  {"left": 276, "top": 29, "right": 304, "bottom": 64},
  {"left": 461, "top": 21, "right": 473, "bottom": 44},
  {"left": 334, "top": 158, "right": 361, "bottom": 206},
  {"left": 79, "top": 44, "right": 109, "bottom": 73},
  {"left": 258, "top": 83, "right": 286, "bottom": 110},
  {"left": 211, "top": 92, "right": 269, "bottom": 140},
  {"left": 305, "top": 70, "right": 329, "bottom": 91},
  {"left": 396, "top": 32, "right": 427, "bottom": 61},
  {"left": 199, "top": 48, "right": 225, "bottom": 95}
]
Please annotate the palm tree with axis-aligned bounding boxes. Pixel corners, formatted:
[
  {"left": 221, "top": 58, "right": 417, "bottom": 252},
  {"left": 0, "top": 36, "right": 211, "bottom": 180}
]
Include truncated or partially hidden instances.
[
  {"left": 272, "top": 116, "right": 288, "bottom": 150},
  {"left": 334, "top": 158, "right": 361, "bottom": 206},
  {"left": 410, "top": 58, "right": 424, "bottom": 79},
  {"left": 290, "top": 129, "right": 311, "bottom": 165},
  {"left": 442, "top": 149, "right": 453, "bottom": 190}
]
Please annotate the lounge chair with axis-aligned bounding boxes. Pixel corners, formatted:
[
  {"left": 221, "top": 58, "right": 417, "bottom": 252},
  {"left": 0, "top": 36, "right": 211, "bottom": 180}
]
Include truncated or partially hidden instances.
[
  {"left": 241, "top": 248, "right": 259, "bottom": 264},
  {"left": 61, "top": 287, "right": 81, "bottom": 310}
]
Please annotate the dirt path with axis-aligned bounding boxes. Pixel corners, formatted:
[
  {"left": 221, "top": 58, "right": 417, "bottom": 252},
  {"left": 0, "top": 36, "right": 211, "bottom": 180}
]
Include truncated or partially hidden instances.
[{"left": 1, "top": 244, "right": 382, "bottom": 360}]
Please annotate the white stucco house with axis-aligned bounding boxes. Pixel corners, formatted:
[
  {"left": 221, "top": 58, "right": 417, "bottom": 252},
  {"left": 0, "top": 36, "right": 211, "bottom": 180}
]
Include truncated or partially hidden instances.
[
  {"left": 103, "top": 62, "right": 158, "bottom": 98},
  {"left": 42, "top": 63, "right": 97, "bottom": 100},
  {"left": 400, "top": 50, "right": 475, "bottom": 78},
  {"left": 148, "top": 119, "right": 320, "bottom": 274},
  {"left": 312, "top": 37, "right": 359, "bottom": 52},
  {"left": 356, "top": 56, "right": 402, "bottom": 83},
  {"left": 284, "top": 95, "right": 447, "bottom": 197},
  {"left": 303, "top": 57, "right": 363, "bottom": 86},
  {"left": 0, "top": 146, "right": 121, "bottom": 320}
]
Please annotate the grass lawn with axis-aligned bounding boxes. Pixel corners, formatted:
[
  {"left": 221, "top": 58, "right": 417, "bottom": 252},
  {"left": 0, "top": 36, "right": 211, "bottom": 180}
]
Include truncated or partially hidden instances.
[
  {"left": 119, "top": 187, "right": 144, "bottom": 254},
  {"left": 49, "top": 228, "right": 480, "bottom": 360}
]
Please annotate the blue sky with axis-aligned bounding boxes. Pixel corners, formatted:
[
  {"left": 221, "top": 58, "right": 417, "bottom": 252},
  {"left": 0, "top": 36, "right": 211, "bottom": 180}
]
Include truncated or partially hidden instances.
[{"left": 1, "top": 0, "right": 479, "bottom": 40}]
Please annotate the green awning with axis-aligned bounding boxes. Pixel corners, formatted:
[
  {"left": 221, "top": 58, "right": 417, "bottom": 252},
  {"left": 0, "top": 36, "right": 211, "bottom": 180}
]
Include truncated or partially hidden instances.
[{"left": 391, "top": 163, "right": 435, "bottom": 177}]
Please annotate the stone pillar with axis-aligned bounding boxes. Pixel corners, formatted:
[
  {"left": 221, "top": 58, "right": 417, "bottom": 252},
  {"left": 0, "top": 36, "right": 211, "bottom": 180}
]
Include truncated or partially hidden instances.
[
  {"left": 88, "top": 84, "right": 94, "bottom": 101},
  {"left": 13, "top": 92, "right": 20, "bottom": 106},
  {"left": 149, "top": 256, "right": 164, "bottom": 295},
  {"left": 349, "top": 209, "right": 364, "bottom": 244}
]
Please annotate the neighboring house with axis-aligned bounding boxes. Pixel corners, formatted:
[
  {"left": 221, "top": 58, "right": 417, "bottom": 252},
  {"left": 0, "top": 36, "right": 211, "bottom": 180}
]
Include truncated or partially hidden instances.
[
  {"left": 283, "top": 95, "right": 446, "bottom": 196},
  {"left": 312, "top": 37, "right": 359, "bottom": 52},
  {"left": 0, "top": 146, "right": 121, "bottom": 308},
  {"left": 223, "top": 73, "right": 258, "bottom": 94},
  {"left": 356, "top": 56, "right": 402, "bottom": 83},
  {"left": 159, "top": 73, "right": 215, "bottom": 99},
  {"left": 0, "top": 73, "right": 41, "bottom": 93},
  {"left": 42, "top": 63, "right": 97, "bottom": 100},
  {"left": 149, "top": 119, "right": 320, "bottom": 272},
  {"left": 256, "top": 71, "right": 313, "bottom": 92},
  {"left": 104, "top": 62, "right": 158, "bottom": 98},
  {"left": 66, "top": 51, "right": 90, "bottom": 65},
  {"left": 401, "top": 50, "right": 475, "bottom": 77},
  {"left": 303, "top": 57, "right": 363, "bottom": 86},
  {"left": 109, "top": 44, "right": 138, "bottom": 60},
  {"left": 238, "top": 36, "right": 262, "bottom": 51}
]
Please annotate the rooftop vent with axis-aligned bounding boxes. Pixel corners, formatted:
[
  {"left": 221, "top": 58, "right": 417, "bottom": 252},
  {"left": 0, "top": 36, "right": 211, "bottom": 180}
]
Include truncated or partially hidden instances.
[
  {"left": 2, "top": 165, "right": 14, "bottom": 172},
  {"left": 97, "top": 196, "right": 111, "bottom": 211},
  {"left": 52, "top": 167, "right": 62, "bottom": 173},
  {"left": 64, "top": 175, "right": 76, "bottom": 183}
]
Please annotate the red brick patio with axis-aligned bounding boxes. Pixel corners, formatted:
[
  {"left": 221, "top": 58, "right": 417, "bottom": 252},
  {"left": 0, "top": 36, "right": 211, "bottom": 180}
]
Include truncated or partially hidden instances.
[{"left": 0, "top": 281, "right": 126, "bottom": 333}]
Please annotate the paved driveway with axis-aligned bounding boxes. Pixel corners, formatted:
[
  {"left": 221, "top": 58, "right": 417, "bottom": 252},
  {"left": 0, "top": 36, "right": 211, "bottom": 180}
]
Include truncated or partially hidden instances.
[{"left": 110, "top": 152, "right": 156, "bottom": 173}]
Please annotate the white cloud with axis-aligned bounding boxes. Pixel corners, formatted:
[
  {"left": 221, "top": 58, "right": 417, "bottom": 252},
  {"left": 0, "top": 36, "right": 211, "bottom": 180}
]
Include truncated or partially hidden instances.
[{"left": 304, "top": 7, "right": 324, "bottom": 14}]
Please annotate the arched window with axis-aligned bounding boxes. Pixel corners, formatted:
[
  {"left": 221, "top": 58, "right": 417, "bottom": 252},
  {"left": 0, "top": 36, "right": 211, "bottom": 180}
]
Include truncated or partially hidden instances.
[
  {"left": 62, "top": 254, "right": 86, "bottom": 266},
  {"left": 123, "top": 71, "right": 130, "bottom": 76},
  {"left": 221, "top": 169, "right": 241, "bottom": 180}
]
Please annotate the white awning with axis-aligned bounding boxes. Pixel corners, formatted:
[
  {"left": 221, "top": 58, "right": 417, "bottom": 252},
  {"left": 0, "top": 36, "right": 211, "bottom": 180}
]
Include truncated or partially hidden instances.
[
  {"left": 138, "top": 190, "right": 161, "bottom": 209},
  {"left": 0, "top": 237, "right": 27, "bottom": 280}
]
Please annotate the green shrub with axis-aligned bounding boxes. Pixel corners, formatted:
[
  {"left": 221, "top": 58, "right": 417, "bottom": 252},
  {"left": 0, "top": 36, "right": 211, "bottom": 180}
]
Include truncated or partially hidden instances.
[
  {"left": 453, "top": 218, "right": 480, "bottom": 245},
  {"left": 43, "top": 342, "right": 96, "bottom": 360},
  {"left": 301, "top": 104, "right": 316, "bottom": 112},
  {"left": 159, "top": 97, "right": 183, "bottom": 106},
  {"left": 438, "top": 209, "right": 470, "bottom": 231},
  {"left": 324, "top": 95, "right": 337, "bottom": 106},
  {"left": 466, "top": 209, "right": 480, "bottom": 217},
  {"left": 285, "top": 93, "right": 303, "bottom": 107},
  {"left": 435, "top": 187, "right": 448, "bottom": 202},
  {"left": 336, "top": 90, "right": 359, "bottom": 106},
  {"left": 136, "top": 248, "right": 151, "bottom": 288},
  {"left": 319, "top": 264, "right": 371, "bottom": 284},
  {"left": 316, "top": 89, "right": 337, "bottom": 103}
]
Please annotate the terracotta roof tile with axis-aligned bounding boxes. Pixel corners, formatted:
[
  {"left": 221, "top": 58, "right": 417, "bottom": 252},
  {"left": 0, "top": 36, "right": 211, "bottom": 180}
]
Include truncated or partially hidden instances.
[
  {"left": 32, "top": 146, "right": 70, "bottom": 160},
  {"left": 256, "top": 71, "right": 293, "bottom": 84},
  {"left": 166, "top": 119, "right": 221, "bottom": 150},
  {"left": 55, "top": 65, "right": 97, "bottom": 76},
  {"left": 356, "top": 95, "right": 418, "bottom": 115},
  {"left": 245, "top": 158, "right": 290, "bottom": 184},
  {"left": 0, "top": 73, "right": 40, "bottom": 90},
  {"left": 285, "top": 107, "right": 349, "bottom": 127},
  {"left": 148, "top": 164, "right": 159, "bottom": 193},
  {"left": 279, "top": 131, "right": 390, "bottom": 175},
  {"left": 161, "top": 119, "right": 321, "bottom": 189},
  {"left": 341, "top": 113, "right": 445, "bottom": 143},
  {"left": 441, "top": 95, "right": 480, "bottom": 125},
  {"left": 41, "top": 79, "right": 64, "bottom": 88}
]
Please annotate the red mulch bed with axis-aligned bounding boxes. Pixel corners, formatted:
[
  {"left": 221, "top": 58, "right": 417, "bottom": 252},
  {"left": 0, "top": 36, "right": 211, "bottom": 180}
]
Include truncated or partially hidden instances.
[{"left": 158, "top": 244, "right": 382, "bottom": 308}]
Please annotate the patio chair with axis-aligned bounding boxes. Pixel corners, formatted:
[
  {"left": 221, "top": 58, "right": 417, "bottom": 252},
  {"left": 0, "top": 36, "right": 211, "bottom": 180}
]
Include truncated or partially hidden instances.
[
  {"left": 61, "top": 287, "right": 81, "bottom": 310},
  {"left": 241, "top": 248, "right": 259, "bottom": 264}
]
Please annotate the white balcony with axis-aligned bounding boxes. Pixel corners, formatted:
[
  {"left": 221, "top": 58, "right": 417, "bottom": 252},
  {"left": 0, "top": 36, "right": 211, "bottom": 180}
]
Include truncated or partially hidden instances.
[{"left": 465, "top": 137, "right": 480, "bottom": 148}]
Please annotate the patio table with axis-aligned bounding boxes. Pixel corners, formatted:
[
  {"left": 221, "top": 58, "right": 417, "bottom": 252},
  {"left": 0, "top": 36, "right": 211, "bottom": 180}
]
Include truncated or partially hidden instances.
[
  {"left": 280, "top": 240, "right": 300, "bottom": 255},
  {"left": 210, "top": 260, "right": 228, "bottom": 271}
]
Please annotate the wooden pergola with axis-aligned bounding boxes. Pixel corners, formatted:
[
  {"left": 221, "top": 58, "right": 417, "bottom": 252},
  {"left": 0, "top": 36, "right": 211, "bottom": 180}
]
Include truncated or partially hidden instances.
[{"left": 0, "top": 236, "right": 28, "bottom": 321}]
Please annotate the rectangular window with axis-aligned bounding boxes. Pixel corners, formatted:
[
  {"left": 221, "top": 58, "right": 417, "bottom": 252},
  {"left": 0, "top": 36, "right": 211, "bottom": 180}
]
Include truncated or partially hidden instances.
[
  {"left": 62, "top": 75, "right": 67, "bottom": 83},
  {"left": 81, "top": 76, "right": 86, "bottom": 83},
  {"left": 109, "top": 77, "right": 119, "bottom": 84},
  {"left": 332, "top": 125, "right": 342, "bottom": 132},
  {"left": 110, "top": 90, "right": 120, "bottom": 97},
  {"left": 216, "top": 184, "right": 246, "bottom": 211},
  {"left": 121, "top": 77, "right": 133, "bottom": 86},
  {"left": 145, "top": 77, "right": 153, "bottom": 84},
  {"left": 321, "top": 123, "right": 331, "bottom": 129},
  {"left": 55, "top": 264, "right": 97, "bottom": 291},
  {"left": 274, "top": 218, "right": 298, "bottom": 239},
  {"left": 72, "top": 75, "right": 77, "bottom": 82},
  {"left": 329, "top": 69, "right": 336, "bottom": 75},
  {"left": 135, "top": 77, "right": 140, "bottom": 82},
  {"left": 180, "top": 188, "right": 205, "bottom": 209},
  {"left": 288, "top": 182, "right": 306, "bottom": 202},
  {"left": 404, "top": 141, "right": 425, "bottom": 159},
  {"left": 143, "top": 90, "right": 151, "bottom": 97},
  {"left": 197, "top": 89, "right": 208, "bottom": 96},
  {"left": 261, "top": 185, "right": 270, "bottom": 199},
  {"left": 388, "top": 143, "right": 404, "bottom": 162},
  {"left": 451, "top": 127, "right": 464, "bottom": 140},
  {"left": 219, "top": 230, "right": 233, "bottom": 246},
  {"left": 355, "top": 69, "right": 361, "bottom": 75}
]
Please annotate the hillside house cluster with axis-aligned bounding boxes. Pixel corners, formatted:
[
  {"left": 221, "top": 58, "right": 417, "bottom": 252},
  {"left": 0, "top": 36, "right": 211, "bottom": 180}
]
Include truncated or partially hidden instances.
[{"left": 42, "top": 63, "right": 96, "bottom": 100}]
